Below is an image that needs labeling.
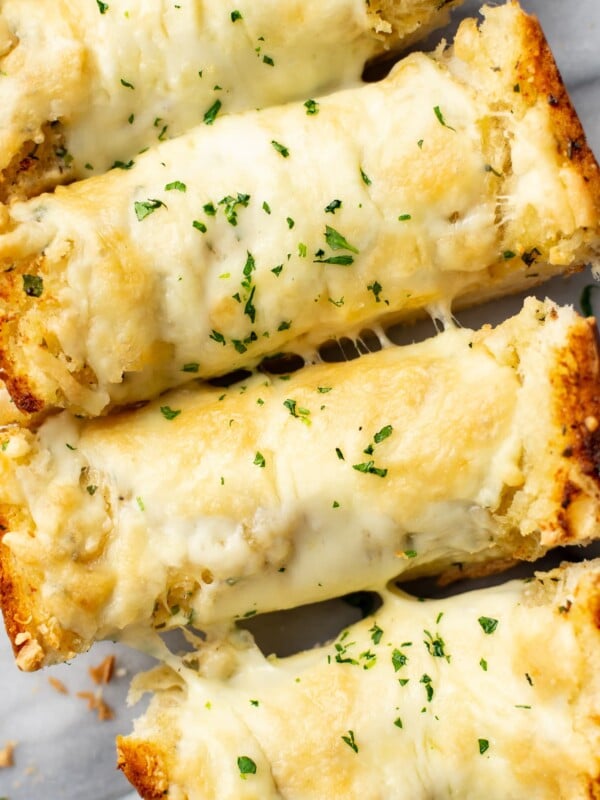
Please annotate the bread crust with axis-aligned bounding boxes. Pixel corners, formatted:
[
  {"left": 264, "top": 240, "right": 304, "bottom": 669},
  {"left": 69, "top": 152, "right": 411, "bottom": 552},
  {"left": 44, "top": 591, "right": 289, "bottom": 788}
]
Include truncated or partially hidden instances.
[{"left": 117, "top": 738, "right": 170, "bottom": 800}]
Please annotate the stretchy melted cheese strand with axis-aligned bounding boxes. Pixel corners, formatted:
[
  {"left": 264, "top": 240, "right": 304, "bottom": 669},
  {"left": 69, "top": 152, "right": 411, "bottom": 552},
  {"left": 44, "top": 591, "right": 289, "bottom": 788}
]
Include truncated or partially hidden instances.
[
  {"left": 0, "top": 0, "right": 459, "bottom": 200},
  {"left": 1, "top": 3, "right": 599, "bottom": 419},
  {"left": 117, "top": 559, "right": 600, "bottom": 800},
  {"left": 2, "top": 298, "right": 600, "bottom": 670}
]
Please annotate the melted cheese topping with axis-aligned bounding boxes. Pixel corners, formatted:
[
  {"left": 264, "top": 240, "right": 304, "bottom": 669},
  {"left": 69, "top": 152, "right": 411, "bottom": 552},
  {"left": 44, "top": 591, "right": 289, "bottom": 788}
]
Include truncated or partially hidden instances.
[
  {"left": 0, "top": 0, "right": 455, "bottom": 178},
  {"left": 125, "top": 560, "right": 600, "bottom": 799},
  {"left": 0, "top": 3, "right": 597, "bottom": 417},
  {"left": 2, "top": 299, "right": 597, "bottom": 666}
]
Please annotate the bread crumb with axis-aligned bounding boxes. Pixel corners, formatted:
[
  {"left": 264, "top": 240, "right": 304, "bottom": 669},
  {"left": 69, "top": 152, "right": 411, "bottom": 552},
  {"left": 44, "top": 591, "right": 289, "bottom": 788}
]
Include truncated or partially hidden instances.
[
  {"left": 89, "top": 654, "right": 115, "bottom": 685},
  {"left": 48, "top": 677, "right": 68, "bottom": 695},
  {"left": 76, "top": 691, "right": 114, "bottom": 722},
  {"left": 0, "top": 741, "right": 16, "bottom": 768}
]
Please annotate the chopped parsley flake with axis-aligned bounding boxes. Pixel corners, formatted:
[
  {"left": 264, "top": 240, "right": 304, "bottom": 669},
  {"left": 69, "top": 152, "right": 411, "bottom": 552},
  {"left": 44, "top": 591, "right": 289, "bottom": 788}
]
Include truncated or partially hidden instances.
[
  {"left": 478, "top": 739, "right": 490, "bottom": 755},
  {"left": 325, "top": 199, "right": 342, "bottom": 214},
  {"left": 278, "top": 320, "right": 291, "bottom": 331},
  {"left": 262, "top": 201, "right": 271, "bottom": 214},
  {"left": 298, "top": 243, "right": 307, "bottom": 257},
  {"left": 136, "top": 496, "right": 145, "bottom": 511},
  {"left": 394, "top": 717, "right": 403, "bottom": 729},
  {"left": 192, "top": 220, "right": 207, "bottom": 232},
  {"left": 250, "top": 699, "right": 259, "bottom": 707},
  {"left": 253, "top": 451, "right": 266, "bottom": 468},
  {"left": 480, "top": 658, "right": 488, "bottom": 671},
  {"left": 316, "top": 255, "right": 354, "bottom": 266},
  {"left": 328, "top": 295, "right": 345, "bottom": 306},
  {"left": 22, "top": 274, "right": 43, "bottom": 298},
  {"left": 404, "top": 550, "right": 418, "bottom": 559},
  {"left": 219, "top": 193, "right": 250, "bottom": 225},
  {"left": 203, "top": 202, "right": 217, "bottom": 216},
  {"left": 369, "top": 624, "right": 383, "bottom": 645},
  {"left": 341, "top": 730, "right": 358, "bottom": 753},
  {"left": 367, "top": 281, "right": 382, "bottom": 302},
  {"left": 392, "top": 649, "right": 408, "bottom": 671},
  {"left": 398, "top": 213, "right": 412, "bottom": 221},
  {"left": 433, "top": 105, "right": 455, "bottom": 131},
  {"left": 271, "top": 140, "right": 289, "bottom": 157},
  {"left": 304, "top": 99, "right": 319, "bottom": 115},
  {"left": 332, "top": 500, "right": 340, "bottom": 508},
  {"left": 271, "top": 264, "right": 283, "bottom": 276},
  {"left": 96, "top": 0, "right": 109, "bottom": 12},
  {"left": 209, "top": 328, "right": 225, "bottom": 347},
  {"left": 263, "top": 55, "right": 275, "bottom": 66},
  {"left": 335, "top": 447, "right": 345, "bottom": 460},
  {"left": 237, "top": 756, "right": 257, "bottom": 777},
  {"left": 160, "top": 405, "right": 181, "bottom": 421},
  {"left": 231, "top": 9, "right": 242, "bottom": 21},
  {"left": 111, "top": 159, "right": 134, "bottom": 170},
  {"left": 525, "top": 672, "right": 534, "bottom": 686},
  {"left": 65, "top": 443, "right": 77, "bottom": 451},
  {"left": 182, "top": 362, "right": 200, "bottom": 373},
  {"left": 317, "top": 387, "right": 332, "bottom": 394},
  {"left": 324, "top": 225, "right": 359, "bottom": 254},
  {"left": 420, "top": 673, "right": 434, "bottom": 702},
  {"left": 417, "top": 139, "right": 424, "bottom": 149},
  {"left": 120, "top": 78, "right": 135, "bottom": 90},
  {"left": 165, "top": 180, "right": 186, "bottom": 192},
  {"left": 352, "top": 461, "right": 387, "bottom": 478},
  {"left": 360, "top": 167, "right": 372, "bottom": 186},
  {"left": 424, "top": 630, "right": 449, "bottom": 661},
  {"left": 374, "top": 425, "right": 393, "bottom": 443},
  {"left": 134, "top": 198, "right": 166, "bottom": 221},
  {"left": 244, "top": 285, "right": 256, "bottom": 323},
  {"left": 86, "top": 485, "right": 98, "bottom": 496},
  {"left": 203, "top": 99, "right": 222, "bottom": 125},
  {"left": 286, "top": 217, "right": 295, "bottom": 229},
  {"left": 478, "top": 617, "right": 499, "bottom": 635}
]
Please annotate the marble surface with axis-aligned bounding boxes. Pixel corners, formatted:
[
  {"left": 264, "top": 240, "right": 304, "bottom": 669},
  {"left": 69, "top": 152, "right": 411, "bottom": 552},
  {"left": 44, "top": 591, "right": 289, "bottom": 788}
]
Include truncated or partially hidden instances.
[{"left": 1, "top": 2, "right": 599, "bottom": 798}]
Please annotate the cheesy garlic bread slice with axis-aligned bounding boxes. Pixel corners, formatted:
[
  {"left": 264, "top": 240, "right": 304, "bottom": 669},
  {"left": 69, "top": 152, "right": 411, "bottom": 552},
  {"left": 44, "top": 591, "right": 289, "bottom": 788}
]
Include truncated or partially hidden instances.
[
  {"left": 0, "top": 0, "right": 461, "bottom": 201},
  {"left": 117, "top": 558, "right": 600, "bottom": 800},
  {"left": 0, "top": 2, "right": 598, "bottom": 419},
  {"left": 2, "top": 298, "right": 600, "bottom": 670}
]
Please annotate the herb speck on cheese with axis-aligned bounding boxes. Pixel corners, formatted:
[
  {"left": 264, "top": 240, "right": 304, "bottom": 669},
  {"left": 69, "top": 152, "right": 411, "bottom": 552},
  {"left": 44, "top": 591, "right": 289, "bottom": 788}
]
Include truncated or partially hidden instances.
[
  {"left": 134, "top": 199, "right": 166, "bottom": 221},
  {"left": 325, "top": 199, "right": 342, "bottom": 214},
  {"left": 120, "top": 78, "right": 135, "bottom": 89},
  {"left": 165, "top": 181, "right": 186, "bottom": 192},
  {"left": 433, "top": 105, "right": 455, "bottom": 131},
  {"left": 304, "top": 99, "right": 319, "bottom": 115},
  {"left": 231, "top": 9, "right": 242, "bottom": 21},
  {"left": 160, "top": 405, "right": 181, "bottom": 421},
  {"left": 360, "top": 167, "right": 372, "bottom": 185},
  {"left": 478, "top": 739, "right": 490, "bottom": 755},
  {"left": 203, "top": 99, "right": 222, "bottom": 125},
  {"left": 253, "top": 452, "right": 266, "bottom": 468},
  {"left": 237, "top": 756, "right": 257, "bottom": 778},
  {"left": 478, "top": 617, "right": 499, "bottom": 635},
  {"left": 23, "top": 274, "right": 43, "bottom": 298},
  {"left": 96, "top": 0, "right": 109, "bottom": 12},
  {"left": 341, "top": 730, "right": 358, "bottom": 753},
  {"left": 192, "top": 220, "right": 207, "bottom": 233},
  {"left": 271, "top": 140, "right": 290, "bottom": 158}
]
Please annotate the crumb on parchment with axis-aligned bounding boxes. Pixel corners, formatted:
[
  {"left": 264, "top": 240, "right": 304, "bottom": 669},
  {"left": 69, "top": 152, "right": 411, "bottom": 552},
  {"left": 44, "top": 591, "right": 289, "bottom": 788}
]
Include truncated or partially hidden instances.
[{"left": 0, "top": 741, "right": 16, "bottom": 768}]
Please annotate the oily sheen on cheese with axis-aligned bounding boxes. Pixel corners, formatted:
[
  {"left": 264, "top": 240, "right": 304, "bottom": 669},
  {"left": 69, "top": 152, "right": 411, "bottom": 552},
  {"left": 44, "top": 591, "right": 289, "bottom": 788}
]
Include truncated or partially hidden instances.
[
  {"left": 117, "top": 560, "right": 600, "bottom": 800},
  {"left": 2, "top": 298, "right": 600, "bottom": 671},
  {"left": 0, "top": 3, "right": 599, "bottom": 419},
  {"left": 0, "top": 0, "right": 461, "bottom": 199}
]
